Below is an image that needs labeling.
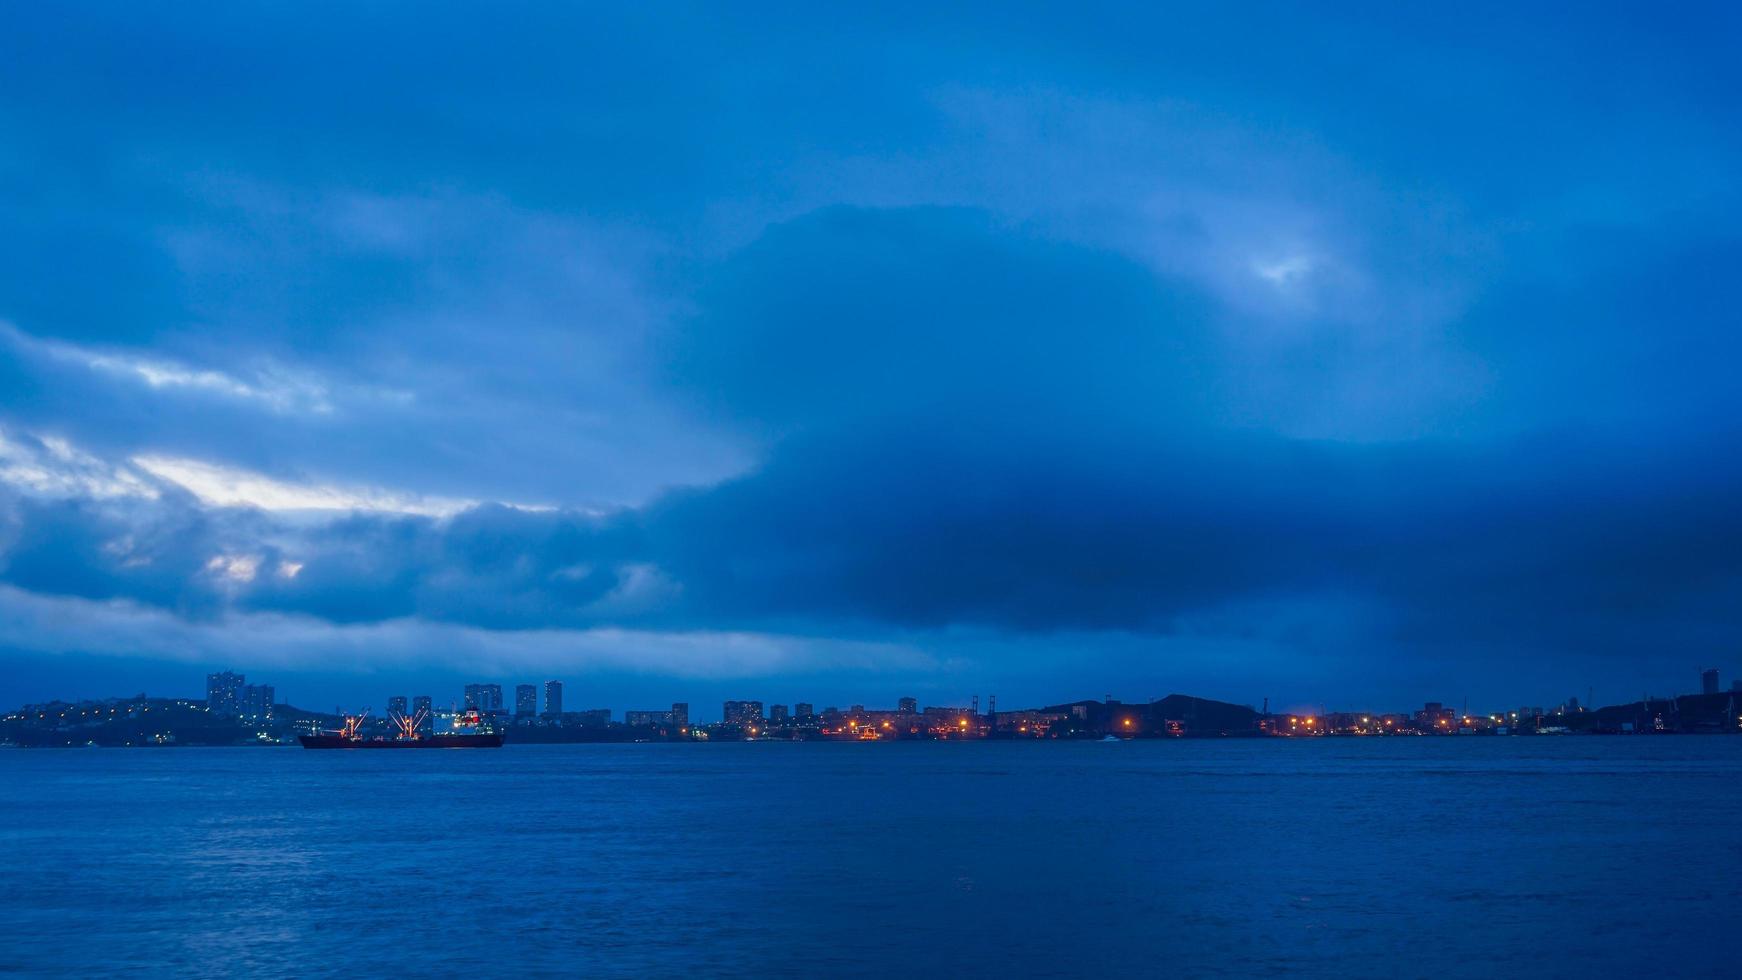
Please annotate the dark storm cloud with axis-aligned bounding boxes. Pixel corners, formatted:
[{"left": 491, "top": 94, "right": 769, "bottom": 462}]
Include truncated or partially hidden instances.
[
  {"left": 0, "top": 485, "right": 254, "bottom": 616},
  {"left": 8, "top": 412, "right": 1741, "bottom": 677},
  {"left": 668, "top": 207, "right": 1219, "bottom": 435},
  {"left": 637, "top": 427, "right": 1742, "bottom": 678}
]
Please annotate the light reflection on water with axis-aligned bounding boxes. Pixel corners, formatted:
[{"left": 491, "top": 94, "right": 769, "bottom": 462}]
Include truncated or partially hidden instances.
[{"left": 4, "top": 738, "right": 1740, "bottom": 977}]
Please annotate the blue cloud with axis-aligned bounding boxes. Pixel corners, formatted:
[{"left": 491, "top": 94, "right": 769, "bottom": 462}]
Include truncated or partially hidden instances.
[
  {"left": 669, "top": 207, "right": 1218, "bottom": 437},
  {"left": 2, "top": 4, "right": 1740, "bottom": 707}
]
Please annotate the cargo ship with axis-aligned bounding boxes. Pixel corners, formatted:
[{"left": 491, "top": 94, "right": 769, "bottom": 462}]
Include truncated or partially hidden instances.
[{"left": 299, "top": 708, "right": 504, "bottom": 749}]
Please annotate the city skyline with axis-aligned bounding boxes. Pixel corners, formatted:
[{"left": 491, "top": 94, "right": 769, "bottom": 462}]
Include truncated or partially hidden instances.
[
  {"left": 17, "top": 662, "right": 1742, "bottom": 729},
  {"left": 13, "top": 662, "right": 1742, "bottom": 749},
  {"left": 9, "top": 639, "right": 1742, "bottom": 720},
  {"left": 4, "top": 7, "right": 1742, "bottom": 712}
]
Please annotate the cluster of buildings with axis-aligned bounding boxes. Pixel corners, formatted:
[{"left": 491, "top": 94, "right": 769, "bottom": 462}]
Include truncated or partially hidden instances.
[
  {"left": 395, "top": 681, "right": 686, "bottom": 733},
  {"left": 263, "top": 673, "right": 1742, "bottom": 741},
  {"left": 349, "top": 680, "right": 689, "bottom": 738},
  {"left": 8, "top": 667, "right": 1742, "bottom": 747},
  {"left": 2, "top": 692, "right": 273, "bottom": 747},
  {"left": 1258, "top": 669, "right": 1742, "bottom": 737},
  {"left": 204, "top": 671, "right": 276, "bottom": 722}
]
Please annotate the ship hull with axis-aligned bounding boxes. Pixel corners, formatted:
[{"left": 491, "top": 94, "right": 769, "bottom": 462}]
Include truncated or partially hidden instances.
[{"left": 299, "top": 733, "right": 504, "bottom": 749}]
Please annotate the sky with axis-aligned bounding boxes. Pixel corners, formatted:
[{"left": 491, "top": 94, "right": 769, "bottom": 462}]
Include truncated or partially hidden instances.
[{"left": 2, "top": 3, "right": 1740, "bottom": 718}]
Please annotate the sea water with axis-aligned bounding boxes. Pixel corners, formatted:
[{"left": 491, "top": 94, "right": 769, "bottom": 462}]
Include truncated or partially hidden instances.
[{"left": 3, "top": 738, "right": 1739, "bottom": 977}]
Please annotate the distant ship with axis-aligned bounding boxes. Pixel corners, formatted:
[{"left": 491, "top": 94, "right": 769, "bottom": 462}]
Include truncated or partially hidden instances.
[{"left": 299, "top": 708, "right": 504, "bottom": 749}]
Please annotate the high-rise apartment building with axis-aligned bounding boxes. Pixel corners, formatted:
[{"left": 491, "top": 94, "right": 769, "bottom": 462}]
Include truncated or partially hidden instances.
[
  {"left": 240, "top": 684, "right": 274, "bottom": 720},
  {"left": 724, "top": 700, "right": 764, "bottom": 726},
  {"left": 206, "top": 671, "right": 246, "bottom": 716},
  {"left": 544, "top": 680, "right": 564, "bottom": 717},
  {"left": 464, "top": 684, "right": 504, "bottom": 713}
]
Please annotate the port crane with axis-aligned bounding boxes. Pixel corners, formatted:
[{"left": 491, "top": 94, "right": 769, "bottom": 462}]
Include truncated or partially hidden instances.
[
  {"left": 338, "top": 710, "right": 369, "bottom": 740},
  {"left": 389, "top": 706, "right": 430, "bottom": 740}
]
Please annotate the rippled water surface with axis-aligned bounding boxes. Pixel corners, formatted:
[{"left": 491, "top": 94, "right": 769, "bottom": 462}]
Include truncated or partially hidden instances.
[{"left": 5, "top": 738, "right": 1741, "bottom": 977}]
